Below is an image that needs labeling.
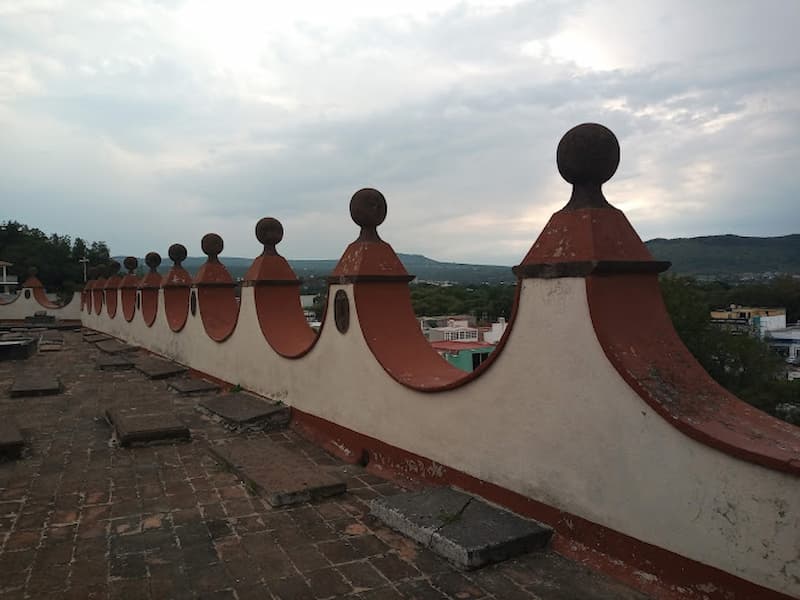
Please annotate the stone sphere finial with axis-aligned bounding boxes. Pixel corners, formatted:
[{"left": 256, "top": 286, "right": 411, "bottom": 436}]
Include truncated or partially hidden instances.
[
  {"left": 123, "top": 256, "right": 138, "bottom": 274},
  {"left": 201, "top": 233, "right": 223, "bottom": 261},
  {"left": 108, "top": 260, "right": 121, "bottom": 276},
  {"left": 145, "top": 252, "right": 161, "bottom": 272},
  {"left": 556, "top": 123, "right": 619, "bottom": 209},
  {"left": 557, "top": 123, "right": 619, "bottom": 187},
  {"left": 168, "top": 243, "right": 187, "bottom": 267},
  {"left": 350, "top": 188, "right": 387, "bottom": 241},
  {"left": 255, "top": 218, "right": 284, "bottom": 256}
]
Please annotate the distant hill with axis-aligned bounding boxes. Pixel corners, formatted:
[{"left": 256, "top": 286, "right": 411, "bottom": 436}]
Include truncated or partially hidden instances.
[
  {"left": 114, "top": 234, "right": 799, "bottom": 285},
  {"left": 645, "top": 234, "right": 800, "bottom": 276},
  {"left": 117, "top": 253, "right": 514, "bottom": 285}
]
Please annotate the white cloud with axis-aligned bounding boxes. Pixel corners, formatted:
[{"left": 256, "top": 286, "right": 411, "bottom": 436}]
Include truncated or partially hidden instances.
[{"left": 0, "top": 0, "right": 797, "bottom": 265}]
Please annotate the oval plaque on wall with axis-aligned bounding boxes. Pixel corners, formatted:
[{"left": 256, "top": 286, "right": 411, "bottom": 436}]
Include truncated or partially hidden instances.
[{"left": 334, "top": 289, "right": 349, "bottom": 334}]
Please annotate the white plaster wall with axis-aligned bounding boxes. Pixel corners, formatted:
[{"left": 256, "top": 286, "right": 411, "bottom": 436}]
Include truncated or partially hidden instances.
[
  {"left": 0, "top": 290, "right": 81, "bottom": 321},
  {"left": 84, "top": 281, "right": 800, "bottom": 597}
]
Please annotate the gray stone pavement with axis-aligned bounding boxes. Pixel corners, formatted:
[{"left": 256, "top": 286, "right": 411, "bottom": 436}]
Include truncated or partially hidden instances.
[{"left": 0, "top": 331, "right": 650, "bottom": 599}]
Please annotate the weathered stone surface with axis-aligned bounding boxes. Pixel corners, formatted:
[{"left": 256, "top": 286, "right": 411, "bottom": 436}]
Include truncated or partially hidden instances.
[
  {"left": 168, "top": 378, "right": 220, "bottom": 395},
  {"left": 0, "top": 329, "right": 649, "bottom": 600},
  {"left": 0, "top": 419, "right": 24, "bottom": 458},
  {"left": 25, "top": 313, "right": 55, "bottom": 325},
  {"left": 0, "top": 338, "right": 37, "bottom": 361},
  {"left": 41, "top": 331, "right": 64, "bottom": 344},
  {"left": 135, "top": 357, "right": 187, "bottom": 380},
  {"left": 38, "top": 343, "right": 63, "bottom": 352},
  {"left": 10, "top": 374, "right": 61, "bottom": 397},
  {"left": 370, "top": 488, "right": 552, "bottom": 570},
  {"left": 208, "top": 438, "right": 346, "bottom": 507},
  {"left": 107, "top": 407, "right": 190, "bottom": 446},
  {"left": 97, "top": 354, "right": 134, "bottom": 370},
  {"left": 96, "top": 339, "right": 137, "bottom": 354},
  {"left": 84, "top": 333, "right": 111, "bottom": 343},
  {"left": 199, "top": 393, "right": 289, "bottom": 429}
]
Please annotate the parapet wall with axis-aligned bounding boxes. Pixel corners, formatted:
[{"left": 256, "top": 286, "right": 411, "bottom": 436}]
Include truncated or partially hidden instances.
[
  {"left": 81, "top": 124, "right": 800, "bottom": 600},
  {"left": 0, "top": 271, "right": 81, "bottom": 321}
]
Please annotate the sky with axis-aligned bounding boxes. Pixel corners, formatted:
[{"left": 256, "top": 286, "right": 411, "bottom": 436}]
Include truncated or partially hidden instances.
[{"left": 1, "top": 0, "right": 798, "bottom": 266}]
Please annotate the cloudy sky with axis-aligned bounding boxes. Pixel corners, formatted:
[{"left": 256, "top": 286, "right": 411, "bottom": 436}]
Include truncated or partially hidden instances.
[{"left": 1, "top": 0, "right": 798, "bottom": 265}]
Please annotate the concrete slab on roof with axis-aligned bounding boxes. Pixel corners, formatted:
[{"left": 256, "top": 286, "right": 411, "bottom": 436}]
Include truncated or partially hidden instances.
[
  {"left": 84, "top": 333, "right": 111, "bottom": 343},
  {"left": 0, "top": 338, "right": 37, "bottom": 361},
  {"left": 370, "top": 487, "right": 552, "bottom": 570},
  {"left": 168, "top": 378, "right": 220, "bottom": 395},
  {"left": 208, "top": 438, "right": 345, "bottom": 507},
  {"left": 96, "top": 339, "right": 137, "bottom": 354},
  {"left": 134, "top": 357, "right": 187, "bottom": 380},
  {"left": 41, "top": 331, "right": 64, "bottom": 344},
  {"left": 199, "top": 393, "right": 289, "bottom": 430},
  {"left": 0, "top": 419, "right": 24, "bottom": 459},
  {"left": 10, "top": 374, "right": 61, "bottom": 397},
  {"left": 97, "top": 354, "right": 134, "bottom": 370},
  {"left": 106, "top": 406, "right": 190, "bottom": 447}
]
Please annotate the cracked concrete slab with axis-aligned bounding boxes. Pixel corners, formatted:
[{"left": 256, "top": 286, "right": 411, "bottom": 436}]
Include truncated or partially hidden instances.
[
  {"left": 371, "top": 487, "right": 552, "bottom": 570},
  {"left": 208, "top": 438, "right": 346, "bottom": 507},
  {"left": 199, "top": 394, "right": 290, "bottom": 430},
  {"left": 134, "top": 357, "right": 187, "bottom": 380},
  {"left": 10, "top": 374, "right": 61, "bottom": 397},
  {"left": 106, "top": 406, "right": 190, "bottom": 446},
  {"left": 168, "top": 378, "right": 220, "bottom": 395}
]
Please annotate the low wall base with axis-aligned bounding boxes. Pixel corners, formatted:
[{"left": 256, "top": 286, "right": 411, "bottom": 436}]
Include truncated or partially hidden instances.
[{"left": 291, "top": 409, "right": 794, "bottom": 600}]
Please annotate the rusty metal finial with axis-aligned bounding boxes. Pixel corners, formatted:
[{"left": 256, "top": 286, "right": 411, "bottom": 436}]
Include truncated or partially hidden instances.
[
  {"left": 145, "top": 252, "right": 161, "bottom": 272},
  {"left": 123, "top": 256, "right": 138, "bottom": 274},
  {"left": 168, "top": 244, "right": 187, "bottom": 267},
  {"left": 557, "top": 123, "right": 619, "bottom": 210},
  {"left": 201, "top": 233, "right": 223, "bottom": 263},
  {"left": 350, "top": 188, "right": 387, "bottom": 242},
  {"left": 255, "top": 218, "right": 284, "bottom": 256}
]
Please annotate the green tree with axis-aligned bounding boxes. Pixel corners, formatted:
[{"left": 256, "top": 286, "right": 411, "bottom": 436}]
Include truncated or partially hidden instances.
[
  {"left": 660, "top": 275, "right": 799, "bottom": 422},
  {"left": 0, "top": 220, "right": 112, "bottom": 296}
]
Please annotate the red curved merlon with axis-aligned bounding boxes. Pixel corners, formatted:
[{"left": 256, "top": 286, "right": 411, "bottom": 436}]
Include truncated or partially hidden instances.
[
  {"left": 92, "top": 278, "right": 106, "bottom": 315},
  {"left": 247, "top": 254, "right": 318, "bottom": 358},
  {"left": 253, "top": 286, "right": 317, "bottom": 358},
  {"left": 195, "top": 260, "right": 239, "bottom": 342},
  {"left": 520, "top": 207, "right": 653, "bottom": 265},
  {"left": 139, "top": 289, "right": 158, "bottom": 327},
  {"left": 162, "top": 266, "right": 192, "bottom": 332},
  {"left": 21, "top": 275, "right": 44, "bottom": 289},
  {"left": 163, "top": 288, "right": 190, "bottom": 332},
  {"left": 33, "top": 287, "right": 61, "bottom": 309},
  {"left": 197, "top": 287, "right": 239, "bottom": 342},
  {"left": 120, "top": 274, "right": 140, "bottom": 322},
  {"left": 245, "top": 254, "right": 297, "bottom": 282},
  {"left": 353, "top": 281, "right": 517, "bottom": 391},
  {"left": 83, "top": 281, "right": 93, "bottom": 313},
  {"left": 332, "top": 240, "right": 409, "bottom": 278},
  {"left": 0, "top": 293, "right": 21, "bottom": 306},
  {"left": 138, "top": 271, "right": 162, "bottom": 327},
  {"left": 104, "top": 276, "right": 121, "bottom": 318},
  {"left": 22, "top": 275, "right": 61, "bottom": 308},
  {"left": 587, "top": 273, "right": 800, "bottom": 476}
]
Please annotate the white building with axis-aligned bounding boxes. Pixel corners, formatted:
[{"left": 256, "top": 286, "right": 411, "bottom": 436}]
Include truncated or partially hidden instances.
[
  {"left": 483, "top": 317, "right": 508, "bottom": 344},
  {"left": 765, "top": 324, "right": 800, "bottom": 364},
  {"left": 0, "top": 261, "right": 18, "bottom": 295}
]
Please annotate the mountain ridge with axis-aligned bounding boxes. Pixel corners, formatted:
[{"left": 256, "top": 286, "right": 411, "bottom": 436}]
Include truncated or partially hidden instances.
[{"left": 115, "top": 234, "right": 800, "bottom": 283}]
